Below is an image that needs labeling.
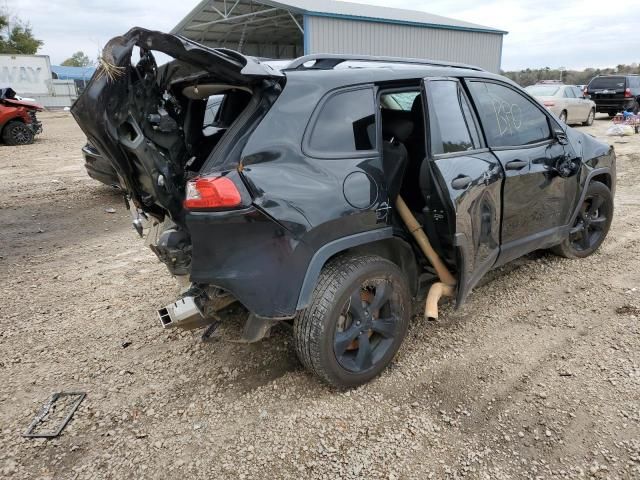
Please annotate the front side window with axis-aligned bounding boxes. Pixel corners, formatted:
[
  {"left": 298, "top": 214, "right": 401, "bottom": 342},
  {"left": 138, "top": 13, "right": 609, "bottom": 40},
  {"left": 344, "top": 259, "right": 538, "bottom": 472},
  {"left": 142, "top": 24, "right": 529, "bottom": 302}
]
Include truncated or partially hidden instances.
[
  {"left": 564, "top": 88, "right": 576, "bottom": 98},
  {"left": 468, "top": 81, "right": 551, "bottom": 148},
  {"left": 307, "top": 88, "right": 376, "bottom": 155},
  {"left": 428, "top": 80, "right": 478, "bottom": 155}
]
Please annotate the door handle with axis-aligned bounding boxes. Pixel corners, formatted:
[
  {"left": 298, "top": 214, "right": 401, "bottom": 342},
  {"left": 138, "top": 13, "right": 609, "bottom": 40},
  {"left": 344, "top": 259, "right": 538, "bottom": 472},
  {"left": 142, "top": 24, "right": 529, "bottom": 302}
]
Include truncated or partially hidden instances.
[
  {"left": 505, "top": 159, "right": 528, "bottom": 170},
  {"left": 451, "top": 175, "right": 472, "bottom": 190}
]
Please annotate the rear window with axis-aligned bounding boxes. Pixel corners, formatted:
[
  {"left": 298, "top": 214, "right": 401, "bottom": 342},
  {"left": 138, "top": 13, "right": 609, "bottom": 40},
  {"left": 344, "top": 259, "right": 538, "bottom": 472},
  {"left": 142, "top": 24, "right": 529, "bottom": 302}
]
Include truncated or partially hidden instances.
[
  {"left": 428, "top": 80, "right": 479, "bottom": 155},
  {"left": 307, "top": 87, "right": 377, "bottom": 157},
  {"left": 589, "top": 77, "right": 626, "bottom": 89},
  {"left": 525, "top": 85, "right": 560, "bottom": 96}
]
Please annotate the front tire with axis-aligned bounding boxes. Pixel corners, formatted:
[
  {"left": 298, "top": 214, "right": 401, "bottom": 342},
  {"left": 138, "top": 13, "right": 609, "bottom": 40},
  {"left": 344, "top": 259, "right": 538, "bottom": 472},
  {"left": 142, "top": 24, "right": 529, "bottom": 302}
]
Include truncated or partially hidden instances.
[
  {"left": 294, "top": 254, "right": 410, "bottom": 388},
  {"left": 552, "top": 181, "right": 613, "bottom": 259},
  {"left": 583, "top": 108, "right": 595, "bottom": 126},
  {"left": 2, "top": 121, "right": 34, "bottom": 146}
]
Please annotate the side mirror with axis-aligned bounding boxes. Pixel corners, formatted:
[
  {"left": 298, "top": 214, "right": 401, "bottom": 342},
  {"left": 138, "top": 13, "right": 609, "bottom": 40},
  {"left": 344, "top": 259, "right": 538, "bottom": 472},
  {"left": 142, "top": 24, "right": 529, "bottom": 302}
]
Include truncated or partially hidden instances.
[{"left": 554, "top": 155, "right": 581, "bottom": 178}]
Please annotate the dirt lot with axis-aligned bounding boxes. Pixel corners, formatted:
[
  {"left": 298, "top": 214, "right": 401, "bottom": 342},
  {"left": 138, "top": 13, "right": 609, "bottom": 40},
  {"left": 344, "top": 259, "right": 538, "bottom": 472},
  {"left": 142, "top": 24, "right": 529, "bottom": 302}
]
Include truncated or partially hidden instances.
[{"left": 0, "top": 111, "right": 639, "bottom": 479}]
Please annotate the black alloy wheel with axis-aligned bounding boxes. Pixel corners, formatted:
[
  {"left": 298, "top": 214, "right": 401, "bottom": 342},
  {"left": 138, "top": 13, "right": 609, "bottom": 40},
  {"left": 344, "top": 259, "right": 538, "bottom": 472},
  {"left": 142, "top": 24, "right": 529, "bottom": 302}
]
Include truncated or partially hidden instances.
[
  {"left": 294, "top": 254, "right": 410, "bottom": 388},
  {"left": 570, "top": 196, "right": 608, "bottom": 251},
  {"left": 552, "top": 181, "right": 613, "bottom": 259},
  {"left": 334, "top": 280, "right": 399, "bottom": 373},
  {"left": 2, "top": 121, "right": 35, "bottom": 146}
]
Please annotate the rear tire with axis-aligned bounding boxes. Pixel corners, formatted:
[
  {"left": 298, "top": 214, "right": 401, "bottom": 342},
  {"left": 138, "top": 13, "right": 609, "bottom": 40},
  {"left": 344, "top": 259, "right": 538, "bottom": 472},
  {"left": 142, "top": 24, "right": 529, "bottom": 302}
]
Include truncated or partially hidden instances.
[
  {"left": 559, "top": 110, "right": 568, "bottom": 123},
  {"left": 293, "top": 254, "right": 410, "bottom": 388},
  {"left": 608, "top": 112, "right": 616, "bottom": 118},
  {"left": 2, "top": 121, "right": 34, "bottom": 146},
  {"left": 552, "top": 181, "right": 613, "bottom": 259},
  {"left": 583, "top": 108, "right": 595, "bottom": 126}
]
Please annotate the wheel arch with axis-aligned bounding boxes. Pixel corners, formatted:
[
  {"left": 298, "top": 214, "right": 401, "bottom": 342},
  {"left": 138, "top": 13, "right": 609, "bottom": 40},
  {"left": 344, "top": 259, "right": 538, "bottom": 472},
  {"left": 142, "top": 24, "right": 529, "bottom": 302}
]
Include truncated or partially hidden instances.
[
  {"left": 569, "top": 167, "right": 613, "bottom": 226},
  {"left": 590, "top": 171, "right": 612, "bottom": 190},
  {"left": 0, "top": 114, "right": 25, "bottom": 132},
  {"left": 296, "top": 228, "right": 419, "bottom": 311}
]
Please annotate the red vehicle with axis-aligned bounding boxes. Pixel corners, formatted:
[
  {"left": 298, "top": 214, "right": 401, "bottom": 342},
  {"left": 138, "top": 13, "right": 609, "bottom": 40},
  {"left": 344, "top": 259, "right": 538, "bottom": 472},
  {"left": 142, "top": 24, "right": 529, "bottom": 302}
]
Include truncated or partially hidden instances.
[{"left": 0, "top": 88, "right": 43, "bottom": 145}]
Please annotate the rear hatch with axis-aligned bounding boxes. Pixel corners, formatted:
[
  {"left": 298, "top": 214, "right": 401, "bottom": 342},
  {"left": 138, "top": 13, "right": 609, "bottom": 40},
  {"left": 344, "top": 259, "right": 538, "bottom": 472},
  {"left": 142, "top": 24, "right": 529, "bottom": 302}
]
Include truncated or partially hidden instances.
[
  {"left": 587, "top": 76, "right": 627, "bottom": 107},
  {"left": 71, "top": 27, "right": 283, "bottom": 227}
]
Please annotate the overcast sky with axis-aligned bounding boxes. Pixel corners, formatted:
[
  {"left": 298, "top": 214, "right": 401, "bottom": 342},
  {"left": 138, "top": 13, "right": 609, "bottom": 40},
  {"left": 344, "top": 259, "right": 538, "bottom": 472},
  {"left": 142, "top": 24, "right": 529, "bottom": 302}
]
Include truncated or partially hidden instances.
[{"left": 11, "top": 0, "right": 640, "bottom": 70}]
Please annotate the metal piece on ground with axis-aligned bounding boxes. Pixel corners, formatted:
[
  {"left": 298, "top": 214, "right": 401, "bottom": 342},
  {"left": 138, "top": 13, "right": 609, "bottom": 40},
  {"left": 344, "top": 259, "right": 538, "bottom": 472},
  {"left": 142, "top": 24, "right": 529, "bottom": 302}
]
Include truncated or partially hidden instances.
[
  {"left": 23, "top": 392, "right": 86, "bottom": 438},
  {"left": 395, "top": 195, "right": 456, "bottom": 319},
  {"left": 425, "top": 282, "right": 455, "bottom": 320},
  {"left": 201, "top": 319, "right": 222, "bottom": 342},
  {"left": 235, "top": 314, "right": 280, "bottom": 343}
]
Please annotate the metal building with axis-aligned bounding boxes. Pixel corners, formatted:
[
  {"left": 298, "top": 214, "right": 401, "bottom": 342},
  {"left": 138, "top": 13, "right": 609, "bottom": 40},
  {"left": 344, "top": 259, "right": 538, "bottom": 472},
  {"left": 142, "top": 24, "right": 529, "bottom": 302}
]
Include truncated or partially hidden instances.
[{"left": 172, "top": 0, "right": 507, "bottom": 72}]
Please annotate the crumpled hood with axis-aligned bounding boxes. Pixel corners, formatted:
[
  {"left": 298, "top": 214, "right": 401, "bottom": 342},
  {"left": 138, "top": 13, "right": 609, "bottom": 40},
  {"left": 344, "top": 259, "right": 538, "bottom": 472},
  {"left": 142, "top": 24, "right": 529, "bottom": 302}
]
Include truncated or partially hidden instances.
[{"left": 1, "top": 97, "right": 43, "bottom": 111}]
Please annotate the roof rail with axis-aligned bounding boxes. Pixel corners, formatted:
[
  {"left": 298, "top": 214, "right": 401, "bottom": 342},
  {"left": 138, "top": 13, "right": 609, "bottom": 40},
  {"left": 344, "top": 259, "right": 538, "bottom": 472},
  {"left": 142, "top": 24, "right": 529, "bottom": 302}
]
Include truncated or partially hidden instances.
[{"left": 285, "top": 53, "right": 484, "bottom": 72}]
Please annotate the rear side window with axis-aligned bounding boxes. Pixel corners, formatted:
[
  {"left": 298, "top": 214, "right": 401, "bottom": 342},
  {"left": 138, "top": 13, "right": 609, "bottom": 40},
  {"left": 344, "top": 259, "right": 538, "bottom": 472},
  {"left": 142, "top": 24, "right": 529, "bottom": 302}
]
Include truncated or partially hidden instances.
[
  {"left": 468, "top": 81, "right": 551, "bottom": 148},
  {"left": 307, "top": 87, "right": 376, "bottom": 156},
  {"left": 428, "top": 80, "right": 479, "bottom": 155},
  {"left": 589, "top": 76, "right": 626, "bottom": 90}
]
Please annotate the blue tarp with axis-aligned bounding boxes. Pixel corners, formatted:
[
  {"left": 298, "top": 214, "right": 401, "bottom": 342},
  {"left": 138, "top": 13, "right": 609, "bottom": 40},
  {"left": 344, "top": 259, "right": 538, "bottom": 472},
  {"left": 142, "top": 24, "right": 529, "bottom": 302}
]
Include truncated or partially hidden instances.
[{"left": 51, "top": 65, "right": 96, "bottom": 81}]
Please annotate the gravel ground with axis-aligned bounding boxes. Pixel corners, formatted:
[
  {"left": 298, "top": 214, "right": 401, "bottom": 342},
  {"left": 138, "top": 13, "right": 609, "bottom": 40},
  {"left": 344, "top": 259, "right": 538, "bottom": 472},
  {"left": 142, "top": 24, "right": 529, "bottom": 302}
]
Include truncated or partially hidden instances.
[{"left": 1, "top": 112, "right": 639, "bottom": 479}]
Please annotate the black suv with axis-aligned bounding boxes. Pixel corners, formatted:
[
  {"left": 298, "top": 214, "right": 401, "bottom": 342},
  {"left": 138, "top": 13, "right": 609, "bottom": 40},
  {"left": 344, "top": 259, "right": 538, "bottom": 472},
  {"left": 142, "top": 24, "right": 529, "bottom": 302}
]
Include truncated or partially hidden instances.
[
  {"left": 586, "top": 74, "right": 640, "bottom": 116},
  {"left": 72, "top": 28, "right": 616, "bottom": 387}
]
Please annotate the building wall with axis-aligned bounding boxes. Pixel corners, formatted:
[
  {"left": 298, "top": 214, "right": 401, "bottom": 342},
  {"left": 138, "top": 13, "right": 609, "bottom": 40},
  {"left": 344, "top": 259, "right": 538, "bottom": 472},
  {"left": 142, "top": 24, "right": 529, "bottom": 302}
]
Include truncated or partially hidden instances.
[{"left": 305, "top": 16, "right": 503, "bottom": 73}]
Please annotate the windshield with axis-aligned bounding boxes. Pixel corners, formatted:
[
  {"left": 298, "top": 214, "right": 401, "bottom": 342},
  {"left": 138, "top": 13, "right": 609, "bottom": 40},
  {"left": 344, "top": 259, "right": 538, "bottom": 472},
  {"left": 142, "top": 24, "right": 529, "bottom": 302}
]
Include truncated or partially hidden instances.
[
  {"left": 525, "top": 85, "right": 560, "bottom": 96},
  {"left": 589, "top": 77, "right": 626, "bottom": 89}
]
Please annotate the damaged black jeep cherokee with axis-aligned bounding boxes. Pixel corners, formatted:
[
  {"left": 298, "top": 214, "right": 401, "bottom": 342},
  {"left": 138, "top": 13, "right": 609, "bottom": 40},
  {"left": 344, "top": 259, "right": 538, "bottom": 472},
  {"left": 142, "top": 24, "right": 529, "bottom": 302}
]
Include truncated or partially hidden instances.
[{"left": 72, "top": 28, "right": 616, "bottom": 388}]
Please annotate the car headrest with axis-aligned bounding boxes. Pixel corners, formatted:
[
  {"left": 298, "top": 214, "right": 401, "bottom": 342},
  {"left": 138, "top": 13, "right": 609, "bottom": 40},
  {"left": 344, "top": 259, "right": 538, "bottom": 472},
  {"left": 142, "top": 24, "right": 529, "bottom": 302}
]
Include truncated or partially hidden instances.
[
  {"left": 411, "top": 95, "right": 423, "bottom": 121},
  {"left": 383, "top": 118, "right": 414, "bottom": 143}
]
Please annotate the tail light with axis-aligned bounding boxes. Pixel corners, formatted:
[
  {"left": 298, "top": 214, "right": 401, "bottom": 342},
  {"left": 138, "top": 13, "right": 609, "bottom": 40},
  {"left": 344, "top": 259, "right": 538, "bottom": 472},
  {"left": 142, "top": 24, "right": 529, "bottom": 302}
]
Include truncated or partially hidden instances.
[
  {"left": 583, "top": 87, "right": 588, "bottom": 96},
  {"left": 184, "top": 176, "right": 242, "bottom": 210},
  {"left": 624, "top": 88, "right": 632, "bottom": 98},
  {"left": 543, "top": 101, "right": 556, "bottom": 107}
]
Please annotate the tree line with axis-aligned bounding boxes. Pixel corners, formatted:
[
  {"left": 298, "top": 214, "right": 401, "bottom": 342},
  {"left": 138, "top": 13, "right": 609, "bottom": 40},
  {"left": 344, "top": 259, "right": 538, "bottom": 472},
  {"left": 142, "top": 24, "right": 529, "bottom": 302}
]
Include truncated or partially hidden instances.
[
  {"left": 1, "top": 9, "right": 93, "bottom": 66},
  {"left": 502, "top": 65, "right": 640, "bottom": 87}
]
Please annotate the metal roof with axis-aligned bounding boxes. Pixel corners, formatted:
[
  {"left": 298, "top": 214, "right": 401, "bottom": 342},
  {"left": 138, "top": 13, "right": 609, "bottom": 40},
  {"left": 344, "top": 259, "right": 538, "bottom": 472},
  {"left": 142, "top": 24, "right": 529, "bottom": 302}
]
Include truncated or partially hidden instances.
[
  {"left": 172, "top": 0, "right": 508, "bottom": 42},
  {"left": 264, "top": 0, "right": 506, "bottom": 34}
]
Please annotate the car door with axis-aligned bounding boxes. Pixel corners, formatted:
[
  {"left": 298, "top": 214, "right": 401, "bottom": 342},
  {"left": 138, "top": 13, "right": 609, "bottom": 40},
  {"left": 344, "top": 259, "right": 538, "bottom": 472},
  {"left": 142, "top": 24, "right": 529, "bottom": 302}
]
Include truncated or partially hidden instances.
[
  {"left": 572, "top": 86, "right": 593, "bottom": 120},
  {"left": 466, "top": 79, "right": 581, "bottom": 266},
  {"left": 421, "top": 77, "right": 503, "bottom": 305}
]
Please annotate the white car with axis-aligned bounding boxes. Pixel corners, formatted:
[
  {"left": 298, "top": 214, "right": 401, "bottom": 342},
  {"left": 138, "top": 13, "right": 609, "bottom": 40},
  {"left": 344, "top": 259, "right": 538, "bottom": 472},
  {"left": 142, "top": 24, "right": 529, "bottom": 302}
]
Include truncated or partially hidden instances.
[{"left": 525, "top": 84, "right": 596, "bottom": 126}]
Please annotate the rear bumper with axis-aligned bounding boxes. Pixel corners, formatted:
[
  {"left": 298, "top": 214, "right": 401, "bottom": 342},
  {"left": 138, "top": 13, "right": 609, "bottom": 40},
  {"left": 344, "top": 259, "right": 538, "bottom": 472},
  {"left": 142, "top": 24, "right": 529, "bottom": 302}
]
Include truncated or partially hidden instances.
[
  {"left": 592, "top": 98, "right": 635, "bottom": 112},
  {"left": 82, "top": 145, "right": 121, "bottom": 188},
  {"left": 186, "top": 207, "right": 313, "bottom": 319}
]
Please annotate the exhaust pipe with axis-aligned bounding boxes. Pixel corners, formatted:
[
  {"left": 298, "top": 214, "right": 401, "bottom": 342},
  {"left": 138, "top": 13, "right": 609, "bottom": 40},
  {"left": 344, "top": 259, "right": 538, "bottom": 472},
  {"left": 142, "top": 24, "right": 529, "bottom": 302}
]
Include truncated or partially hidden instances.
[
  {"left": 395, "top": 195, "right": 456, "bottom": 320},
  {"left": 424, "top": 282, "right": 455, "bottom": 320},
  {"left": 157, "top": 296, "right": 205, "bottom": 329}
]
